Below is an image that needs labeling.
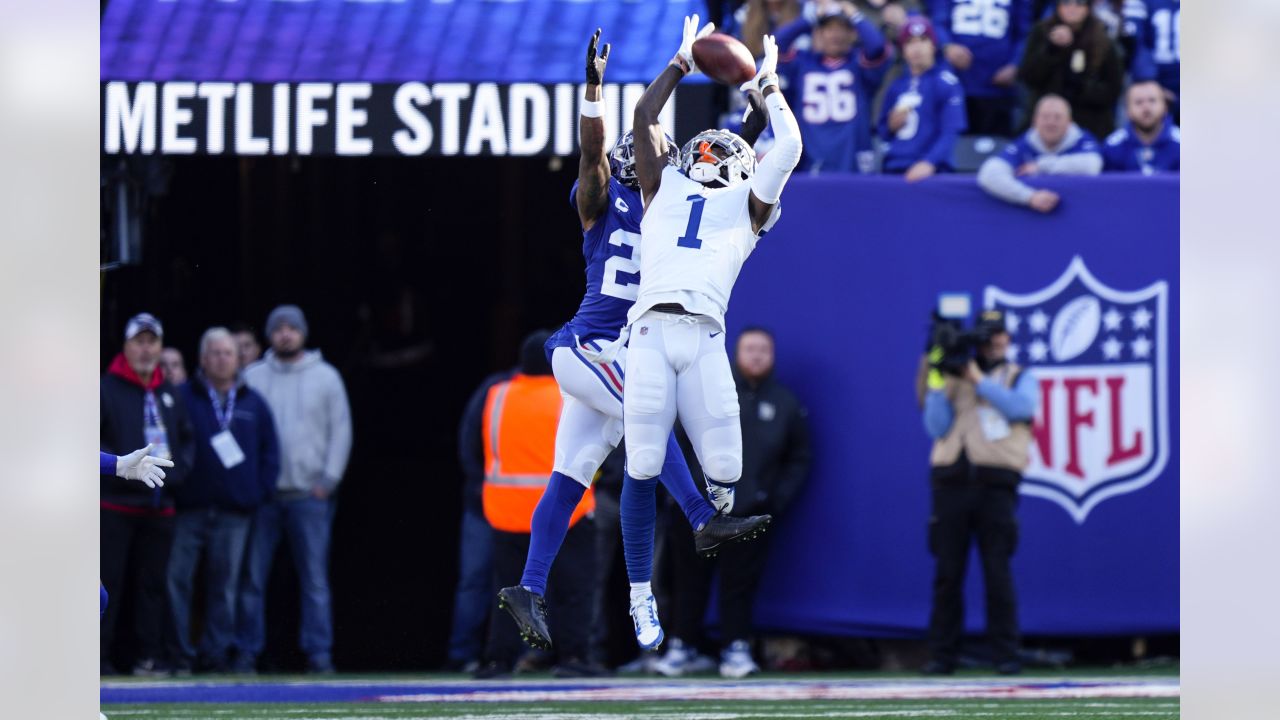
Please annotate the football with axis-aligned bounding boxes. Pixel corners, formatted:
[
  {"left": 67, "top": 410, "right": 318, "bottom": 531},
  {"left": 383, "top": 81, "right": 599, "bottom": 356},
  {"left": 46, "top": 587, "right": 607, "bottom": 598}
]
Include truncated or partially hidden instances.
[
  {"left": 1050, "top": 295, "right": 1102, "bottom": 362},
  {"left": 692, "top": 33, "right": 757, "bottom": 86}
]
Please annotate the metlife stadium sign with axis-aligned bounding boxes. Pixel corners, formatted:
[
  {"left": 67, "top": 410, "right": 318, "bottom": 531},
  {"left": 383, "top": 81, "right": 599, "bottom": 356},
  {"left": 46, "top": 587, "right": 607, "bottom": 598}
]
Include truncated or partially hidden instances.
[
  {"left": 101, "top": 81, "right": 679, "bottom": 157},
  {"left": 100, "top": 0, "right": 708, "bottom": 156}
]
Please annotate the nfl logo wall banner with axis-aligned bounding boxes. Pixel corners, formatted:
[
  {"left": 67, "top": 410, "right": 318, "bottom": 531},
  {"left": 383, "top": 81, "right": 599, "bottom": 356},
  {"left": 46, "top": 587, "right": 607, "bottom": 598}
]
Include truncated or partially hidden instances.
[{"left": 985, "top": 257, "right": 1170, "bottom": 523}]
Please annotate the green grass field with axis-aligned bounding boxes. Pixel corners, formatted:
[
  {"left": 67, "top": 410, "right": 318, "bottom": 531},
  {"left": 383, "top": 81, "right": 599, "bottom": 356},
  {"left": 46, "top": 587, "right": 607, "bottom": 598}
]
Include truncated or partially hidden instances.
[{"left": 101, "top": 668, "right": 1180, "bottom": 719}]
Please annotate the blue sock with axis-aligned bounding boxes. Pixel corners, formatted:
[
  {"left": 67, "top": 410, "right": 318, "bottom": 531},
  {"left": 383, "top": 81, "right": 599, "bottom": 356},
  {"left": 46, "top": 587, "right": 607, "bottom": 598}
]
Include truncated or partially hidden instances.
[
  {"left": 621, "top": 468, "right": 659, "bottom": 584},
  {"left": 519, "top": 472, "right": 585, "bottom": 596},
  {"left": 657, "top": 432, "right": 716, "bottom": 531}
]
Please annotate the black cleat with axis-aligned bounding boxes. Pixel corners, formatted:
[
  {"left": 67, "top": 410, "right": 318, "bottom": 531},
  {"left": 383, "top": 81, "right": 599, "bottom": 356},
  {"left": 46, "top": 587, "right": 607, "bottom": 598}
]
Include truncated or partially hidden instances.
[
  {"left": 694, "top": 512, "right": 772, "bottom": 558},
  {"left": 497, "top": 585, "right": 553, "bottom": 650}
]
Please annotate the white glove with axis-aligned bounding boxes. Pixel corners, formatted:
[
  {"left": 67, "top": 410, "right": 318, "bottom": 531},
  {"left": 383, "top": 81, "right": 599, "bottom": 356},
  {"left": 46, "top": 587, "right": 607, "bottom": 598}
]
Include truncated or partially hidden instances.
[
  {"left": 674, "top": 13, "right": 715, "bottom": 75},
  {"left": 706, "top": 481, "right": 735, "bottom": 514},
  {"left": 740, "top": 34, "right": 779, "bottom": 93},
  {"left": 116, "top": 444, "right": 173, "bottom": 489}
]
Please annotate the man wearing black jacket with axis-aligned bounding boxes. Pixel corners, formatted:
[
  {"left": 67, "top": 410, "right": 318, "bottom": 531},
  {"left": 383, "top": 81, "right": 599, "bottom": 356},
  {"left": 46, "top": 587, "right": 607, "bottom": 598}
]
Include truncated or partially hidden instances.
[
  {"left": 100, "top": 313, "right": 194, "bottom": 675},
  {"left": 656, "top": 327, "right": 812, "bottom": 678}
]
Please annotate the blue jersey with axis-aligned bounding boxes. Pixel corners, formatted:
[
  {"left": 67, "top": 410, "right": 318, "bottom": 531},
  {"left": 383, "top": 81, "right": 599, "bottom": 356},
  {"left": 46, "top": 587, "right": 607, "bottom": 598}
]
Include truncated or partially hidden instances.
[
  {"left": 878, "top": 65, "right": 968, "bottom": 172},
  {"left": 931, "top": 0, "right": 1031, "bottom": 98},
  {"left": 1124, "top": 0, "right": 1180, "bottom": 94},
  {"left": 779, "top": 48, "right": 890, "bottom": 174},
  {"left": 1102, "top": 117, "right": 1180, "bottom": 174},
  {"left": 546, "top": 178, "right": 643, "bottom": 358},
  {"left": 997, "top": 125, "right": 1100, "bottom": 167}
]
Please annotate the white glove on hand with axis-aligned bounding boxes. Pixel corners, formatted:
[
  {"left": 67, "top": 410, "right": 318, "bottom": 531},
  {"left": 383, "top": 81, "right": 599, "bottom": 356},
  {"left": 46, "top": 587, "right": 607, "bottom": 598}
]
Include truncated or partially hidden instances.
[
  {"left": 674, "top": 13, "right": 715, "bottom": 74},
  {"left": 706, "top": 481, "right": 736, "bottom": 514},
  {"left": 116, "top": 444, "right": 173, "bottom": 489},
  {"left": 740, "top": 34, "right": 779, "bottom": 93}
]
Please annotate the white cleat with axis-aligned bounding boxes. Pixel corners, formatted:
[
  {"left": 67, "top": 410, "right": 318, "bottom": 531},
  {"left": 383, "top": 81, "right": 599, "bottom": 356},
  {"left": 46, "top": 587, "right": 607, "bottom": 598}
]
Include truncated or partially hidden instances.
[
  {"left": 629, "top": 593, "right": 665, "bottom": 651},
  {"left": 719, "top": 640, "right": 761, "bottom": 678},
  {"left": 653, "top": 637, "right": 692, "bottom": 677}
]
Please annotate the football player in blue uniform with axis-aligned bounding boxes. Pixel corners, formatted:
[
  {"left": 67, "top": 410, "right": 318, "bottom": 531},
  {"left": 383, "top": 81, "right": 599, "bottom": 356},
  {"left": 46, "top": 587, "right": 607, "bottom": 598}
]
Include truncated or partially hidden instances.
[
  {"left": 498, "top": 30, "right": 771, "bottom": 654},
  {"left": 773, "top": 2, "right": 890, "bottom": 174},
  {"left": 879, "top": 16, "right": 968, "bottom": 181},
  {"left": 932, "top": 0, "right": 1032, "bottom": 136},
  {"left": 1102, "top": 80, "right": 1179, "bottom": 174}
]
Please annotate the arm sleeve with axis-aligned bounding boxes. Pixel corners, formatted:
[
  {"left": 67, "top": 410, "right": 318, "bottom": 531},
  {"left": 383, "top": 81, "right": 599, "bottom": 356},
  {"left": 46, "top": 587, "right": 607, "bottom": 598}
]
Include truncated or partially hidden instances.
[
  {"left": 853, "top": 15, "right": 888, "bottom": 65},
  {"left": 769, "top": 403, "right": 813, "bottom": 517},
  {"left": 976, "top": 374, "right": 1037, "bottom": 422},
  {"left": 750, "top": 91, "right": 803, "bottom": 205},
  {"left": 923, "top": 80, "right": 967, "bottom": 167},
  {"left": 100, "top": 451, "right": 117, "bottom": 476},
  {"left": 1038, "top": 150, "right": 1103, "bottom": 175},
  {"left": 931, "top": 1, "right": 955, "bottom": 48},
  {"left": 774, "top": 15, "right": 813, "bottom": 53},
  {"left": 923, "top": 389, "right": 955, "bottom": 439},
  {"left": 977, "top": 156, "right": 1035, "bottom": 205},
  {"left": 322, "top": 372, "right": 354, "bottom": 488},
  {"left": 259, "top": 399, "right": 281, "bottom": 501},
  {"left": 1005, "top": 0, "right": 1033, "bottom": 66}
]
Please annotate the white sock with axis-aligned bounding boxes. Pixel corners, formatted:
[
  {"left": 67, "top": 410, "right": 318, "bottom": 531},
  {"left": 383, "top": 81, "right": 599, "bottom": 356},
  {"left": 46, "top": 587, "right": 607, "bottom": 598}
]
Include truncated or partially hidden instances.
[{"left": 629, "top": 581, "right": 652, "bottom": 603}]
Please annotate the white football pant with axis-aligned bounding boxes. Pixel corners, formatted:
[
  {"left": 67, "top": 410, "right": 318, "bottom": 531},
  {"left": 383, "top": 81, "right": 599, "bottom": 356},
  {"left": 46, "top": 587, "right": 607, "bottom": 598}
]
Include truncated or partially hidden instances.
[
  {"left": 623, "top": 310, "right": 743, "bottom": 484},
  {"left": 550, "top": 339, "right": 628, "bottom": 489}
]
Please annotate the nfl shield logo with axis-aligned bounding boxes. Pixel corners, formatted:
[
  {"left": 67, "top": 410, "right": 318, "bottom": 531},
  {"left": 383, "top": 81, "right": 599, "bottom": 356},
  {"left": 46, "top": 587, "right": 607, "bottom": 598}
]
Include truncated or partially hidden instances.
[{"left": 984, "top": 257, "right": 1170, "bottom": 523}]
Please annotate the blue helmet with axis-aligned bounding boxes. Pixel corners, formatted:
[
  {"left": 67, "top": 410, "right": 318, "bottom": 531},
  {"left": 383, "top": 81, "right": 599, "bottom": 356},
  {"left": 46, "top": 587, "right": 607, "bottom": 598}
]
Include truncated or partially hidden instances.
[{"left": 609, "top": 130, "right": 680, "bottom": 190}]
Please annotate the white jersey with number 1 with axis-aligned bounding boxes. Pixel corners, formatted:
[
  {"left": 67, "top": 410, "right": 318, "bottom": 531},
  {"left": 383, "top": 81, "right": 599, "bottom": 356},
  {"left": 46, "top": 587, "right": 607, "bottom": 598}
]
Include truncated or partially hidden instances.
[{"left": 628, "top": 165, "right": 781, "bottom": 332}]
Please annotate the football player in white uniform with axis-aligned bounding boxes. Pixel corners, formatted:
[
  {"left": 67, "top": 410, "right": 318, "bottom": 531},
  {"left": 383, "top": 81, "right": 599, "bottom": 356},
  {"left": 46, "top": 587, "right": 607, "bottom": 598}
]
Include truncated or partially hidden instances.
[{"left": 618, "top": 15, "right": 804, "bottom": 645}]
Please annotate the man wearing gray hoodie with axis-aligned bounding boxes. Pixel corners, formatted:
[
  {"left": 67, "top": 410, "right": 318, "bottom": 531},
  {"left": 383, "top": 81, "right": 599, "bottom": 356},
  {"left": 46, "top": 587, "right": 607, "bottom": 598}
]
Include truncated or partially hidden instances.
[
  {"left": 234, "top": 305, "right": 352, "bottom": 674},
  {"left": 976, "top": 94, "right": 1102, "bottom": 214}
]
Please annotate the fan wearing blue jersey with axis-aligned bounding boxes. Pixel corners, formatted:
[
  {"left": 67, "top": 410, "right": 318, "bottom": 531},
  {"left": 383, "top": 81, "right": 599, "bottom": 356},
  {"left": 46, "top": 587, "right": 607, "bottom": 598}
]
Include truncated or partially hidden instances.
[
  {"left": 879, "top": 16, "right": 968, "bottom": 181},
  {"left": 932, "top": 0, "right": 1032, "bottom": 136},
  {"left": 1102, "top": 80, "right": 1179, "bottom": 174},
  {"left": 977, "top": 94, "right": 1101, "bottom": 212},
  {"left": 1123, "top": 0, "right": 1178, "bottom": 118},
  {"left": 773, "top": 2, "right": 890, "bottom": 174},
  {"left": 497, "top": 30, "right": 771, "bottom": 654}
]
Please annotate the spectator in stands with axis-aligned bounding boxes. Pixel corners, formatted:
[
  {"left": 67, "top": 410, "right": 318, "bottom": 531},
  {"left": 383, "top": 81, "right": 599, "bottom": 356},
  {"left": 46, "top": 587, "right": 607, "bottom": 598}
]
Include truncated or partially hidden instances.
[
  {"left": 741, "top": 0, "right": 805, "bottom": 56},
  {"left": 920, "top": 310, "right": 1037, "bottom": 676},
  {"left": 1123, "top": 0, "right": 1178, "bottom": 121},
  {"left": 101, "top": 313, "right": 194, "bottom": 676},
  {"left": 236, "top": 305, "right": 352, "bottom": 674},
  {"left": 932, "top": 0, "right": 1032, "bottom": 137},
  {"left": 1018, "top": 0, "right": 1124, "bottom": 139},
  {"left": 475, "top": 331, "right": 601, "bottom": 679},
  {"left": 775, "top": 1, "right": 891, "bottom": 173},
  {"left": 655, "top": 328, "right": 812, "bottom": 679},
  {"left": 878, "top": 16, "right": 967, "bottom": 181},
  {"left": 231, "top": 324, "right": 262, "bottom": 368},
  {"left": 161, "top": 347, "right": 188, "bottom": 386},
  {"left": 1102, "top": 80, "right": 1179, "bottom": 174},
  {"left": 447, "top": 366, "right": 511, "bottom": 672},
  {"left": 167, "top": 328, "right": 278, "bottom": 674},
  {"left": 976, "top": 94, "right": 1101, "bottom": 213}
]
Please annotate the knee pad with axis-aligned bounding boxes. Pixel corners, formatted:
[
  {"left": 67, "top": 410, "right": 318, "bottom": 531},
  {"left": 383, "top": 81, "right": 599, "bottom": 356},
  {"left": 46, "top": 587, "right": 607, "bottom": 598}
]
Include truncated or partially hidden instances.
[
  {"left": 554, "top": 445, "right": 609, "bottom": 489},
  {"left": 626, "top": 443, "right": 666, "bottom": 481},
  {"left": 701, "top": 452, "right": 742, "bottom": 484}
]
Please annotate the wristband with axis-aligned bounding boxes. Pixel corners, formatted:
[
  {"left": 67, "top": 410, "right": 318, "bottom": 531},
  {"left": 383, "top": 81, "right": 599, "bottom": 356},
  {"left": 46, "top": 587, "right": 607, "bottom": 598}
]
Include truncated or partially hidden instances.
[
  {"left": 581, "top": 98, "right": 604, "bottom": 118},
  {"left": 759, "top": 74, "right": 779, "bottom": 91}
]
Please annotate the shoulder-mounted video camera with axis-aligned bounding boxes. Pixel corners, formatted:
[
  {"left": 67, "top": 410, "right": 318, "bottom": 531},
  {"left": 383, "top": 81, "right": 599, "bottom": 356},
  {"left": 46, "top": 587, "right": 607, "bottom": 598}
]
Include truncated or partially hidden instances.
[{"left": 927, "top": 293, "right": 1008, "bottom": 377}]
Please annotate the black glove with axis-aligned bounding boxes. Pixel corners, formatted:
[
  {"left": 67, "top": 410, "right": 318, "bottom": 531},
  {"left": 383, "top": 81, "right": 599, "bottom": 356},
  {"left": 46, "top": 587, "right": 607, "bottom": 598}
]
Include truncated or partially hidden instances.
[{"left": 586, "top": 28, "right": 611, "bottom": 86}]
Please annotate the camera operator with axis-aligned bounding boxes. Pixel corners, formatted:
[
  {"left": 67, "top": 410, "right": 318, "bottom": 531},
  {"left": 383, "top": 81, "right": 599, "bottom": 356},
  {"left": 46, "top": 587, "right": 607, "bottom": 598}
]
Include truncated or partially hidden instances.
[{"left": 919, "top": 309, "right": 1038, "bottom": 676}]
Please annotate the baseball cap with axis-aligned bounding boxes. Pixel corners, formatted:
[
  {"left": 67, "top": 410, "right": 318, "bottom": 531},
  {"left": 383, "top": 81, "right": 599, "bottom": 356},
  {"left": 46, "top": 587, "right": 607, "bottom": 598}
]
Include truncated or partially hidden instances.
[
  {"left": 817, "top": 9, "right": 856, "bottom": 27},
  {"left": 973, "top": 309, "right": 1008, "bottom": 341},
  {"left": 125, "top": 312, "right": 164, "bottom": 341},
  {"left": 898, "top": 15, "right": 938, "bottom": 46}
]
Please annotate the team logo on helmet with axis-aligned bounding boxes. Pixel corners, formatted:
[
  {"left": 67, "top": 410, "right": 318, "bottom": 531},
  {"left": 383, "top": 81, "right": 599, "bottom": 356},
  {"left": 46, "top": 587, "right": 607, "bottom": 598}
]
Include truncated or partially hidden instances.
[
  {"left": 609, "top": 130, "right": 680, "bottom": 190},
  {"left": 985, "top": 257, "right": 1170, "bottom": 523},
  {"left": 679, "top": 129, "right": 757, "bottom": 188}
]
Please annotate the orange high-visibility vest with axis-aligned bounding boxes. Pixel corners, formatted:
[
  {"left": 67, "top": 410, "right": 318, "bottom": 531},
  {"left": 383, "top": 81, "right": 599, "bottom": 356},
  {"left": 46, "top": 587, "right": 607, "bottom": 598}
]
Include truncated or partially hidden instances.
[{"left": 481, "top": 373, "right": 594, "bottom": 533}]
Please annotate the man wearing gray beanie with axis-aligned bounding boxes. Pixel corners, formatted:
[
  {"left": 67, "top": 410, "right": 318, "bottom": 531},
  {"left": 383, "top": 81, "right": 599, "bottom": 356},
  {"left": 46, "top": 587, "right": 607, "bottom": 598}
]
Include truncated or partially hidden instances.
[{"left": 235, "top": 304, "right": 352, "bottom": 674}]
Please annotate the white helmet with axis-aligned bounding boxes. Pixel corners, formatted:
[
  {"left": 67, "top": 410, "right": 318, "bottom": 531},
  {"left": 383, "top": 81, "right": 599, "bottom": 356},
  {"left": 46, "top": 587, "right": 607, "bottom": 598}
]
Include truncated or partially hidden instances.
[{"left": 679, "top": 129, "right": 757, "bottom": 188}]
